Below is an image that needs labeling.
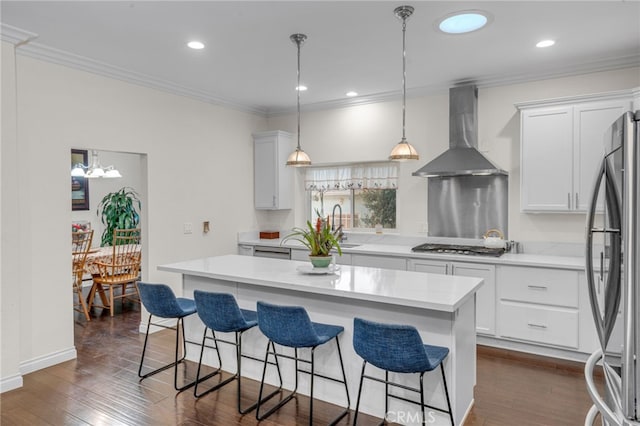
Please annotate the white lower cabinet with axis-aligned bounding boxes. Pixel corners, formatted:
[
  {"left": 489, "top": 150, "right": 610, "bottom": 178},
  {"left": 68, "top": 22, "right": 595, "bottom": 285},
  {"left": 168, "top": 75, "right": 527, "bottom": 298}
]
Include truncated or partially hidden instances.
[
  {"left": 497, "top": 265, "right": 582, "bottom": 350},
  {"left": 291, "top": 248, "right": 352, "bottom": 265},
  {"left": 408, "top": 258, "right": 496, "bottom": 336},
  {"left": 351, "top": 254, "right": 407, "bottom": 270}
]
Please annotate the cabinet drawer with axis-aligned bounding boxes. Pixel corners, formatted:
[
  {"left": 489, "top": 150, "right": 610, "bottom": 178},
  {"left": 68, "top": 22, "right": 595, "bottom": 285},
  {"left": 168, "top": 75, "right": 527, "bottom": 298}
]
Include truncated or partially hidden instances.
[
  {"left": 352, "top": 254, "right": 406, "bottom": 271},
  {"left": 499, "top": 302, "right": 578, "bottom": 349},
  {"left": 498, "top": 266, "right": 578, "bottom": 308}
]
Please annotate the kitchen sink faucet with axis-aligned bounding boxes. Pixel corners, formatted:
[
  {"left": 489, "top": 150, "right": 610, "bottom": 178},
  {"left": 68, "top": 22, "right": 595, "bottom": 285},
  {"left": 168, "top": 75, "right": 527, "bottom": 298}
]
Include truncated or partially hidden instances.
[{"left": 331, "top": 203, "right": 345, "bottom": 241}]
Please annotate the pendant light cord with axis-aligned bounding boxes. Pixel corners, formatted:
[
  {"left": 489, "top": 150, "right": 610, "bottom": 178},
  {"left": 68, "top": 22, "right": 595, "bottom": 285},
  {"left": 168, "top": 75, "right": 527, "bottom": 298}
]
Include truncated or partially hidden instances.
[
  {"left": 401, "top": 15, "right": 407, "bottom": 142},
  {"left": 296, "top": 38, "right": 302, "bottom": 151}
]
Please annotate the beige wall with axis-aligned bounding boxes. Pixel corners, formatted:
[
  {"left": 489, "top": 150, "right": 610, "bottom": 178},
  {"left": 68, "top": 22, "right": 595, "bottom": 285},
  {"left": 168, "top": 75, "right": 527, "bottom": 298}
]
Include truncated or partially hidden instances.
[
  {"left": 0, "top": 44, "right": 267, "bottom": 390},
  {"left": 267, "top": 67, "right": 640, "bottom": 241}
]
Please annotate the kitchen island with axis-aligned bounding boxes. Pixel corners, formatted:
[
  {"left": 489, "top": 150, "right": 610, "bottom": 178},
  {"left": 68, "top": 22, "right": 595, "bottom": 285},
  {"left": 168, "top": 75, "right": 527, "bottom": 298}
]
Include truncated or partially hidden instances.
[{"left": 158, "top": 254, "right": 483, "bottom": 425}]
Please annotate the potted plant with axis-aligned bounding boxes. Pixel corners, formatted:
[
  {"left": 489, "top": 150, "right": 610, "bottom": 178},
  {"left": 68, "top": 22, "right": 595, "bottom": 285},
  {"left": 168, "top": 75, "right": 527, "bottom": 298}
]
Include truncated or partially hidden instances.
[
  {"left": 282, "top": 215, "right": 342, "bottom": 268},
  {"left": 96, "top": 187, "right": 141, "bottom": 246}
]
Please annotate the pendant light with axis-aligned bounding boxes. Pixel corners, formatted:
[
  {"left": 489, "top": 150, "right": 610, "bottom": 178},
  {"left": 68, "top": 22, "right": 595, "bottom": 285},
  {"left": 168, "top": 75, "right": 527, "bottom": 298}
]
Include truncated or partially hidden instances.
[
  {"left": 286, "top": 33, "right": 312, "bottom": 167},
  {"left": 389, "top": 5, "right": 420, "bottom": 161}
]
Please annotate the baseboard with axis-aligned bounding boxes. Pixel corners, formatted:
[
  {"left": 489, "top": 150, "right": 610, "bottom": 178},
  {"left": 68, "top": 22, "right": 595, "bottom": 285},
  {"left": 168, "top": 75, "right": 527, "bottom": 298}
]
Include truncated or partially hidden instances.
[
  {"left": 460, "top": 398, "right": 474, "bottom": 425},
  {"left": 0, "top": 373, "right": 23, "bottom": 393},
  {"left": 19, "top": 346, "right": 77, "bottom": 375},
  {"left": 138, "top": 317, "right": 176, "bottom": 334},
  {"left": 476, "top": 335, "right": 590, "bottom": 364}
]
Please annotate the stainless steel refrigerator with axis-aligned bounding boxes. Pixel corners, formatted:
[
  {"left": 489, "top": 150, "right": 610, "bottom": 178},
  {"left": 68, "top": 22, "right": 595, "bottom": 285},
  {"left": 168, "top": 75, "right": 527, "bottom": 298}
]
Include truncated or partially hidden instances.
[{"left": 585, "top": 111, "right": 640, "bottom": 426}]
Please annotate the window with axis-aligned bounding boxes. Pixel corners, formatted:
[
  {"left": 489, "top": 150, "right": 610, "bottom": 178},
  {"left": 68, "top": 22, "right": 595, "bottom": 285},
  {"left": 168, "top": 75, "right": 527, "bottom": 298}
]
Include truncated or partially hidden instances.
[{"left": 306, "top": 163, "right": 398, "bottom": 231}]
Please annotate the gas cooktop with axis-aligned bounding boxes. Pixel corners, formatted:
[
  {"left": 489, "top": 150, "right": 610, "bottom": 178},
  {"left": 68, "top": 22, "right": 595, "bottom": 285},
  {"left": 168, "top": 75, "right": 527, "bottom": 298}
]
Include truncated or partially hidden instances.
[{"left": 411, "top": 243, "right": 505, "bottom": 257}]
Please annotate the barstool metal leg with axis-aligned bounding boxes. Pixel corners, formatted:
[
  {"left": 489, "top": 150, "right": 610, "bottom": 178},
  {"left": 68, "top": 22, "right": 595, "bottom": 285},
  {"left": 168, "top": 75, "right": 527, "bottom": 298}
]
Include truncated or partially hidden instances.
[
  {"left": 138, "top": 315, "right": 196, "bottom": 392},
  {"left": 441, "top": 364, "right": 454, "bottom": 425},
  {"left": 256, "top": 341, "right": 295, "bottom": 421},
  {"left": 194, "top": 328, "right": 231, "bottom": 398},
  {"left": 353, "top": 360, "right": 367, "bottom": 425}
]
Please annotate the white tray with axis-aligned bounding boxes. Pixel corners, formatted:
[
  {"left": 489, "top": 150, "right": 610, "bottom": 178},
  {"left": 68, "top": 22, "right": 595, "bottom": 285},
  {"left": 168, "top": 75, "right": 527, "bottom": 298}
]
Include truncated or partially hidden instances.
[{"left": 296, "top": 264, "right": 340, "bottom": 275}]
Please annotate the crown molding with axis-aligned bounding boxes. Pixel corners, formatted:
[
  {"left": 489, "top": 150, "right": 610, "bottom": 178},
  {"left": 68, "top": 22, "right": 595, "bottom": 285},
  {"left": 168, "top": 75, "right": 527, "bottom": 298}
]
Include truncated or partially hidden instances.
[
  {"left": 0, "top": 23, "right": 38, "bottom": 46},
  {"left": 4, "top": 26, "right": 639, "bottom": 118},
  {"left": 14, "top": 40, "right": 268, "bottom": 116}
]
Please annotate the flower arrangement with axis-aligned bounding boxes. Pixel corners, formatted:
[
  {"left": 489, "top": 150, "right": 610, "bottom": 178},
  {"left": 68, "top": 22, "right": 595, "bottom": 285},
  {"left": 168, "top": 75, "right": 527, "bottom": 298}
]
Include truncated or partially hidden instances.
[{"left": 283, "top": 215, "right": 342, "bottom": 257}]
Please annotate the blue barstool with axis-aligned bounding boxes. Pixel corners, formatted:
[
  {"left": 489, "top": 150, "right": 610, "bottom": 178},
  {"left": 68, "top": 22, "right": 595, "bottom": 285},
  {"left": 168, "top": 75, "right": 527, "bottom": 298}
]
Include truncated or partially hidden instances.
[
  {"left": 137, "top": 282, "right": 198, "bottom": 392},
  {"left": 192, "top": 290, "right": 282, "bottom": 413},
  {"left": 352, "top": 317, "right": 454, "bottom": 426},
  {"left": 255, "top": 301, "right": 350, "bottom": 425}
]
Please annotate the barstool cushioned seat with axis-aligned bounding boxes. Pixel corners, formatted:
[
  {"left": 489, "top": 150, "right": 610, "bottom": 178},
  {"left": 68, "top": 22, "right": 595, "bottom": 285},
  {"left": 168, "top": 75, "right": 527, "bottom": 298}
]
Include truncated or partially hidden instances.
[
  {"left": 352, "top": 317, "right": 454, "bottom": 425},
  {"left": 137, "top": 282, "right": 198, "bottom": 392},
  {"left": 255, "top": 301, "right": 350, "bottom": 425},
  {"left": 192, "top": 290, "right": 281, "bottom": 414}
]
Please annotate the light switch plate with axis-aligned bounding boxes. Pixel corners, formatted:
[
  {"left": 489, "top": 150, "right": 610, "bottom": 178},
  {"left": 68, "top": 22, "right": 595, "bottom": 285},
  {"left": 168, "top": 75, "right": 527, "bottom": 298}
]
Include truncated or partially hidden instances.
[{"left": 183, "top": 223, "right": 193, "bottom": 234}]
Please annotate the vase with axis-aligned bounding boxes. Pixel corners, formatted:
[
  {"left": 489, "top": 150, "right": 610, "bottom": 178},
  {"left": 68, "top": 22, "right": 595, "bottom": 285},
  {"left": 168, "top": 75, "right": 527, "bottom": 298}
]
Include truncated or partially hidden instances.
[{"left": 309, "top": 255, "right": 332, "bottom": 268}]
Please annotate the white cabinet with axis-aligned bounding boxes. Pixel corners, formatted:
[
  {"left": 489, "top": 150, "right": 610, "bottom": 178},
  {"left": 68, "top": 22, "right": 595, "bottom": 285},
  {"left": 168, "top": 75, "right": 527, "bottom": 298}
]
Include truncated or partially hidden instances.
[
  {"left": 408, "top": 258, "right": 496, "bottom": 336},
  {"left": 518, "top": 93, "right": 631, "bottom": 212},
  {"left": 497, "top": 265, "right": 580, "bottom": 349},
  {"left": 351, "top": 254, "right": 407, "bottom": 270},
  {"left": 291, "top": 248, "right": 352, "bottom": 266},
  {"left": 253, "top": 131, "right": 293, "bottom": 210}
]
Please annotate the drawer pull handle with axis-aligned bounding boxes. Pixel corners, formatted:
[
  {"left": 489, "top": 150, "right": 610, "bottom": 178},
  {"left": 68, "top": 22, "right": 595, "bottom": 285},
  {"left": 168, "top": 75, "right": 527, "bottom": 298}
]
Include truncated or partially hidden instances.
[
  {"left": 527, "top": 322, "right": 547, "bottom": 329},
  {"left": 527, "top": 285, "right": 548, "bottom": 290}
]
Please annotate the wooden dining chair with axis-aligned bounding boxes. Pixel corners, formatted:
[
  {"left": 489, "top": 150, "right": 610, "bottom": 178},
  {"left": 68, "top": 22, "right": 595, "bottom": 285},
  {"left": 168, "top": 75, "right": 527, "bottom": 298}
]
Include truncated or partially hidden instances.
[
  {"left": 72, "top": 230, "right": 94, "bottom": 321},
  {"left": 90, "top": 228, "right": 142, "bottom": 317}
]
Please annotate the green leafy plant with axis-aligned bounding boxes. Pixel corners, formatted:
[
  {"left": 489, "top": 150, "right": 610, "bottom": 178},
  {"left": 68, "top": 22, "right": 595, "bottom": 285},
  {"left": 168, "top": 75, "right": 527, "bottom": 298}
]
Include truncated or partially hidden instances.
[
  {"left": 283, "top": 215, "right": 342, "bottom": 257},
  {"left": 96, "top": 187, "right": 141, "bottom": 246}
]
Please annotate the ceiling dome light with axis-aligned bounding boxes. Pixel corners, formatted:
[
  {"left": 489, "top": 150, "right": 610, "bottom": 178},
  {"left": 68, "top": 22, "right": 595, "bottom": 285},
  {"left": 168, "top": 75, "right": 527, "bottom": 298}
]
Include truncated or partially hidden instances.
[
  {"left": 296, "top": 85, "right": 307, "bottom": 91},
  {"left": 346, "top": 91, "right": 358, "bottom": 97},
  {"left": 438, "top": 11, "right": 490, "bottom": 34},
  {"left": 187, "top": 41, "right": 205, "bottom": 50},
  {"left": 536, "top": 39, "right": 555, "bottom": 48}
]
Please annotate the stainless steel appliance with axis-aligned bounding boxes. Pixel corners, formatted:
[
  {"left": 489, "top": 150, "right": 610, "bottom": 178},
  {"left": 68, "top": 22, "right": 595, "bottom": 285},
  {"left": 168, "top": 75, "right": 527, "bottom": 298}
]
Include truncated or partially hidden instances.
[
  {"left": 411, "top": 243, "right": 505, "bottom": 257},
  {"left": 585, "top": 111, "right": 639, "bottom": 426},
  {"left": 252, "top": 245, "right": 291, "bottom": 260},
  {"left": 413, "top": 85, "right": 508, "bottom": 239}
]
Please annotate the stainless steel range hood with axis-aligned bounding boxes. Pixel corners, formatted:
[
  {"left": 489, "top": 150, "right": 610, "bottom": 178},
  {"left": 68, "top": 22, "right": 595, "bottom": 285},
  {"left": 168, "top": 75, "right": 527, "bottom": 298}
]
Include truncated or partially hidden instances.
[{"left": 413, "top": 85, "right": 507, "bottom": 177}]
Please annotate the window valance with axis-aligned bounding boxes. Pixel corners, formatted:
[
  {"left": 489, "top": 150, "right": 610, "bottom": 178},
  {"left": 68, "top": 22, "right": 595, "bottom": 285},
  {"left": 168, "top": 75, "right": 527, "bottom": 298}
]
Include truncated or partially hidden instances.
[{"left": 304, "top": 162, "right": 398, "bottom": 191}]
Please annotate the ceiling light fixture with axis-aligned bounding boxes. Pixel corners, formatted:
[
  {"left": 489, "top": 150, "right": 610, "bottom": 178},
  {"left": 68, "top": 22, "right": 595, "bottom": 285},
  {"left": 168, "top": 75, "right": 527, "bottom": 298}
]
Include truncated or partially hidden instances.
[
  {"left": 346, "top": 91, "right": 358, "bottom": 97},
  {"left": 187, "top": 41, "right": 205, "bottom": 50},
  {"left": 536, "top": 39, "right": 555, "bottom": 48},
  {"left": 296, "top": 85, "right": 308, "bottom": 91},
  {"left": 437, "top": 11, "right": 490, "bottom": 34},
  {"left": 389, "top": 5, "right": 419, "bottom": 161},
  {"left": 286, "top": 33, "right": 312, "bottom": 167},
  {"left": 71, "top": 150, "right": 122, "bottom": 178}
]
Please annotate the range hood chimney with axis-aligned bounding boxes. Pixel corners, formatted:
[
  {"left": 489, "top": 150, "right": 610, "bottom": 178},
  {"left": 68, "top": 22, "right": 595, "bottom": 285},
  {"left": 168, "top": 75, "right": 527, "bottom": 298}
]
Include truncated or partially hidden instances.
[{"left": 413, "top": 85, "right": 507, "bottom": 177}]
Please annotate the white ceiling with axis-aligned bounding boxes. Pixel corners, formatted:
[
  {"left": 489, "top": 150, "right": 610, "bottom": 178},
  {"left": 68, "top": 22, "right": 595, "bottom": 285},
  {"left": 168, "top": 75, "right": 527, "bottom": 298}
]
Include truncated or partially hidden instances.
[{"left": 2, "top": 1, "right": 639, "bottom": 115}]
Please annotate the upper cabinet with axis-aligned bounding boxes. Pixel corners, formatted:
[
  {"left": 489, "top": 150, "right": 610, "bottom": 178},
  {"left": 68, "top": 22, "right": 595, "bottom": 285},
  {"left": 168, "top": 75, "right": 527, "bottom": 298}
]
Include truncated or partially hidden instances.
[
  {"left": 253, "top": 131, "right": 294, "bottom": 210},
  {"left": 517, "top": 91, "right": 632, "bottom": 213}
]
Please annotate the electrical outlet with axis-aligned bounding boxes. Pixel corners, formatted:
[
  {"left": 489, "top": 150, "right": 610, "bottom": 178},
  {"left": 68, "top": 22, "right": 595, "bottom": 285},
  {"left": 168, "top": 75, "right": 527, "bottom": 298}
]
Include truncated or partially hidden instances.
[{"left": 183, "top": 222, "right": 193, "bottom": 234}]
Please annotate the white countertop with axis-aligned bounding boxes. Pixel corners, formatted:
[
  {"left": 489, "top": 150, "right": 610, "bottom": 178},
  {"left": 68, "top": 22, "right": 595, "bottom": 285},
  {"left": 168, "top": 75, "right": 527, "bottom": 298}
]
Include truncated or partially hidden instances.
[
  {"left": 158, "top": 254, "right": 484, "bottom": 313},
  {"left": 239, "top": 237, "right": 586, "bottom": 270}
]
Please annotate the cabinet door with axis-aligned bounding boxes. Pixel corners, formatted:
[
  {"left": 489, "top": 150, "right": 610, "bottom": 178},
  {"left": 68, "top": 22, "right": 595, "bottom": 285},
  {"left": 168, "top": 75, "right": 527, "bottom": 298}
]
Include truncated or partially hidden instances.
[
  {"left": 254, "top": 138, "right": 278, "bottom": 209},
  {"left": 520, "top": 106, "right": 573, "bottom": 211},
  {"left": 254, "top": 131, "right": 293, "bottom": 210},
  {"left": 574, "top": 100, "right": 631, "bottom": 211},
  {"left": 407, "top": 258, "right": 448, "bottom": 274},
  {"left": 352, "top": 254, "right": 406, "bottom": 270},
  {"left": 452, "top": 262, "right": 496, "bottom": 336}
]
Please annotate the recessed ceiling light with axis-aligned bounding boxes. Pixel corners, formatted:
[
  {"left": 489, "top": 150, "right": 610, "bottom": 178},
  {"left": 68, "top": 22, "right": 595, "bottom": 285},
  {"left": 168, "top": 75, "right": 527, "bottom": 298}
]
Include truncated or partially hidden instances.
[
  {"left": 296, "top": 85, "right": 307, "bottom": 91},
  {"left": 187, "top": 41, "right": 205, "bottom": 50},
  {"left": 437, "top": 11, "right": 491, "bottom": 34},
  {"left": 536, "top": 39, "right": 555, "bottom": 48},
  {"left": 346, "top": 91, "right": 358, "bottom": 97}
]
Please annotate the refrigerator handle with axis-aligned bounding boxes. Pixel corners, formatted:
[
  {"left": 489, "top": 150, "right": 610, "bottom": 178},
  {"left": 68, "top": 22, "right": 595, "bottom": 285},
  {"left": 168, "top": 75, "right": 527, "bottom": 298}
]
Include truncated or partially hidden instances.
[{"left": 586, "top": 160, "right": 606, "bottom": 347}]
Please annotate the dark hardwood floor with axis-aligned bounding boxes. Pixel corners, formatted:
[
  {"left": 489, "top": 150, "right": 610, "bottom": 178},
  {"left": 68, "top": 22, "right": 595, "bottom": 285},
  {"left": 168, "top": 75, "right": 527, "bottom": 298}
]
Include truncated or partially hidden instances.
[{"left": 1, "top": 302, "right": 601, "bottom": 425}]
